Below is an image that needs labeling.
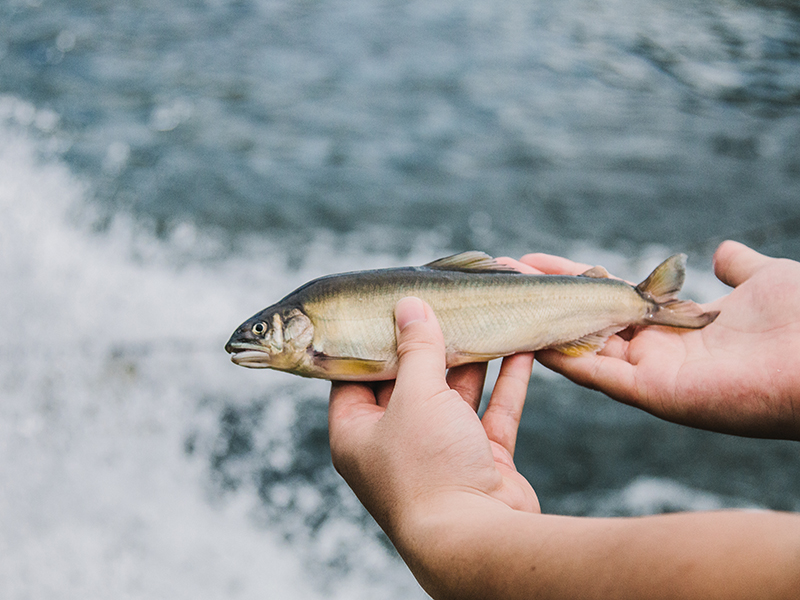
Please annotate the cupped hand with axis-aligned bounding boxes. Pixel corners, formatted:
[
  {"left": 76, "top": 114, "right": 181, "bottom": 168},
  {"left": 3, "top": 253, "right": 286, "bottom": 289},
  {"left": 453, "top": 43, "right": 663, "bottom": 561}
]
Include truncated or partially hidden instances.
[
  {"left": 328, "top": 297, "right": 538, "bottom": 541},
  {"left": 505, "top": 241, "right": 800, "bottom": 440}
]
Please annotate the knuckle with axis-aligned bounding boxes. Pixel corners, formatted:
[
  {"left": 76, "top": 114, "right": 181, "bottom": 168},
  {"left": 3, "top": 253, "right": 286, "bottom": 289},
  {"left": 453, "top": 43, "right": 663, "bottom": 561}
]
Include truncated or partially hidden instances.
[{"left": 396, "top": 334, "right": 439, "bottom": 359}]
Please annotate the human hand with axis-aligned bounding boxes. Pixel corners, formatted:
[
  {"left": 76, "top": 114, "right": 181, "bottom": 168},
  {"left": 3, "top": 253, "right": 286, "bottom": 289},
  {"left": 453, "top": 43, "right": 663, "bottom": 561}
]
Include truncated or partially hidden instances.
[
  {"left": 328, "top": 296, "right": 538, "bottom": 543},
  {"left": 328, "top": 282, "right": 800, "bottom": 600},
  {"left": 507, "top": 241, "right": 800, "bottom": 440}
]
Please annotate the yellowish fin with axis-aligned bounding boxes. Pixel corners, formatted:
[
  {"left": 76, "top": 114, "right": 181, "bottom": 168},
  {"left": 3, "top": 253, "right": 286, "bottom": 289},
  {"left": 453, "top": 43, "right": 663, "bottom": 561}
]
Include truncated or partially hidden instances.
[
  {"left": 552, "top": 326, "right": 622, "bottom": 357},
  {"left": 637, "top": 254, "right": 719, "bottom": 329},
  {"left": 312, "top": 354, "right": 388, "bottom": 379},
  {"left": 424, "top": 251, "right": 521, "bottom": 273},
  {"left": 636, "top": 254, "right": 687, "bottom": 302}
]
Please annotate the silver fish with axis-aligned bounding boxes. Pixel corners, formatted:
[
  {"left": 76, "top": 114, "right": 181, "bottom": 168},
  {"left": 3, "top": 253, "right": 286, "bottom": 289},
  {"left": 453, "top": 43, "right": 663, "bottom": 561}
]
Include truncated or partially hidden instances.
[{"left": 224, "top": 251, "right": 718, "bottom": 380}]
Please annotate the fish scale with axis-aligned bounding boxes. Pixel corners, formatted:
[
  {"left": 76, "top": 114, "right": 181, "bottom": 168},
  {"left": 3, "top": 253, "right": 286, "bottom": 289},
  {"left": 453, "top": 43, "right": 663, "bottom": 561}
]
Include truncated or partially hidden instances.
[{"left": 225, "top": 252, "right": 719, "bottom": 381}]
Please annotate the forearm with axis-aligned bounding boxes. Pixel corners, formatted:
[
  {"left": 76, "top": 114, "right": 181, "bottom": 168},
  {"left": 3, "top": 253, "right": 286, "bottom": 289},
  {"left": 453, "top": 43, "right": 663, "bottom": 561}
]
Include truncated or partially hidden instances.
[{"left": 396, "top": 495, "right": 800, "bottom": 600}]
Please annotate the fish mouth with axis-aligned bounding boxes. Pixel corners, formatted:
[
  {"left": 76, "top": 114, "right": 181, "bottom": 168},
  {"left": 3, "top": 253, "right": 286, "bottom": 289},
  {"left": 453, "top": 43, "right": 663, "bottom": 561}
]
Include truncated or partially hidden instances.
[{"left": 225, "top": 342, "right": 273, "bottom": 368}]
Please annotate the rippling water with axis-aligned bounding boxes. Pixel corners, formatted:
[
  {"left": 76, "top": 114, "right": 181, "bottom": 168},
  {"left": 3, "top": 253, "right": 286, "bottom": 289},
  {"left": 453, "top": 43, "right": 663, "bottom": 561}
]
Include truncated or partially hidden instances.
[{"left": 1, "top": 0, "right": 799, "bottom": 598}]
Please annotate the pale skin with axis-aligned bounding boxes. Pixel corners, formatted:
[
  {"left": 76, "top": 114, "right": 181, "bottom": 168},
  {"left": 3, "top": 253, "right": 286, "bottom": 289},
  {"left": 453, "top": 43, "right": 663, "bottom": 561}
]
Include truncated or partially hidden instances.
[
  {"left": 519, "top": 239, "right": 800, "bottom": 440},
  {"left": 328, "top": 241, "right": 800, "bottom": 600}
]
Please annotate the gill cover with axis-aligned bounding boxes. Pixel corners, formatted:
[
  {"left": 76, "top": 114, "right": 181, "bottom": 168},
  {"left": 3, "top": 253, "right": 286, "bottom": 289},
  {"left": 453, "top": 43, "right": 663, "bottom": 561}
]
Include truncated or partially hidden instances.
[{"left": 226, "top": 307, "right": 314, "bottom": 370}]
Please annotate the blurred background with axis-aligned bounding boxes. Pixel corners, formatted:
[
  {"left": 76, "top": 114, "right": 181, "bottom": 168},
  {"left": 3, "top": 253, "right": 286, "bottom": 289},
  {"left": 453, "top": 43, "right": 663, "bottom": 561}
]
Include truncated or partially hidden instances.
[{"left": 1, "top": 0, "right": 799, "bottom": 598}]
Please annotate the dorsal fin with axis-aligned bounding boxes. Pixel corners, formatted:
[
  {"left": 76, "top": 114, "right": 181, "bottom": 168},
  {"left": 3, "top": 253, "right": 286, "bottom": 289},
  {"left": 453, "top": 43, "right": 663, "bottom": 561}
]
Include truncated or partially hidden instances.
[
  {"left": 635, "top": 254, "right": 686, "bottom": 302},
  {"left": 579, "top": 265, "right": 610, "bottom": 279},
  {"left": 423, "top": 251, "right": 520, "bottom": 273}
]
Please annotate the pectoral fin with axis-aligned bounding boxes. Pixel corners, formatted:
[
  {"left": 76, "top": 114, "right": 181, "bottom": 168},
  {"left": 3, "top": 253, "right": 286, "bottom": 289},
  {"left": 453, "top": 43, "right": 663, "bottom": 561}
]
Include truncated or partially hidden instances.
[
  {"left": 446, "top": 350, "right": 505, "bottom": 368},
  {"left": 312, "top": 353, "right": 390, "bottom": 378}
]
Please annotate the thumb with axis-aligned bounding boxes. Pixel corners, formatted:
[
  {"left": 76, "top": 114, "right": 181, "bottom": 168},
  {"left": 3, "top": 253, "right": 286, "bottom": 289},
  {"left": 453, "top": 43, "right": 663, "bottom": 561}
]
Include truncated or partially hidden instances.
[
  {"left": 713, "top": 240, "right": 773, "bottom": 288},
  {"left": 392, "top": 297, "right": 450, "bottom": 404}
]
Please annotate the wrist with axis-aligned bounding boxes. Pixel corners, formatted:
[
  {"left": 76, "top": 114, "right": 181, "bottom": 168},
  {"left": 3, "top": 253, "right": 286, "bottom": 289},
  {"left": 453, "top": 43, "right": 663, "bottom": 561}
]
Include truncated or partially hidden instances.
[{"left": 390, "top": 490, "right": 517, "bottom": 600}]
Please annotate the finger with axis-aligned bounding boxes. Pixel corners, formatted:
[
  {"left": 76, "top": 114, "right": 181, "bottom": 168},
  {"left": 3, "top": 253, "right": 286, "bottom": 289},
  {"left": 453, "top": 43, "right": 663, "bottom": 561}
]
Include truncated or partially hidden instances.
[
  {"left": 519, "top": 253, "right": 593, "bottom": 276},
  {"left": 482, "top": 352, "right": 534, "bottom": 458},
  {"left": 446, "top": 361, "right": 489, "bottom": 412},
  {"left": 535, "top": 349, "right": 638, "bottom": 404},
  {"left": 329, "top": 382, "right": 380, "bottom": 428},
  {"left": 494, "top": 256, "right": 543, "bottom": 274},
  {"left": 328, "top": 382, "right": 382, "bottom": 459},
  {"left": 597, "top": 333, "right": 630, "bottom": 359},
  {"left": 373, "top": 380, "right": 395, "bottom": 409},
  {"left": 713, "top": 240, "right": 774, "bottom": 288},
  {"left": 392, "top": 297, "right": 450, "bottom": 406}
]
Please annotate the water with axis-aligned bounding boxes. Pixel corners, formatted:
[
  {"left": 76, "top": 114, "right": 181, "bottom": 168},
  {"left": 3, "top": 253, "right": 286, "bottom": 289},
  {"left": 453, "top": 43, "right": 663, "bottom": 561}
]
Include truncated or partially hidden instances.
[{"left": 1, "top": 0, "right": 799, "bottom": 597}]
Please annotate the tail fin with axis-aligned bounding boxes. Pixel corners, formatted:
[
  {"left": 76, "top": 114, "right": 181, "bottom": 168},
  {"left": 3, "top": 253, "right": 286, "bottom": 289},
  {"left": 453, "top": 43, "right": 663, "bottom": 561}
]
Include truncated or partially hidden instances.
[
  {"left": 637, "top": 254, "right": 720, "bottom": 329},
  {"left": 636, "top": 253, "right": 687, "bottom": 302},
  {"left": 644, "top": 300, "right": 719, "bottom": 329}
]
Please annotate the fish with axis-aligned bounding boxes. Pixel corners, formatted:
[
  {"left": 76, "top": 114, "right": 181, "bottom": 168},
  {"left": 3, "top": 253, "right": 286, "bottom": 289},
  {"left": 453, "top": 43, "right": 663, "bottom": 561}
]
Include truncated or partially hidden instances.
[{"left": 224, "top": 251, "right": 719, "bottom": 381}]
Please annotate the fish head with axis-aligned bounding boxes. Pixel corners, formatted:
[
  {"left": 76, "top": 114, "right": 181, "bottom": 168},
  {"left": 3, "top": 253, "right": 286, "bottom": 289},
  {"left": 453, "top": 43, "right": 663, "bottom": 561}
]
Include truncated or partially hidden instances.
[{"left": 225, "top": 305, "right": 314, "bottom": 371}]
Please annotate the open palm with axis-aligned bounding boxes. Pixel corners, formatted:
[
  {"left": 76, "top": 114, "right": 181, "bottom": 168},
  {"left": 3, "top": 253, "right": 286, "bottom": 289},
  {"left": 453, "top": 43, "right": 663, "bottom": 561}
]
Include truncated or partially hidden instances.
[{"left": 512, "top": 241, "right": 800, "bottom": 440}]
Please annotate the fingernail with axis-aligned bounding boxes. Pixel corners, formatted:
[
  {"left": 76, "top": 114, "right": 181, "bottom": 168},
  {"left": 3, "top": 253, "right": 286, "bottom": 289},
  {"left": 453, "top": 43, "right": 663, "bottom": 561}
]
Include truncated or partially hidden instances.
[{"left": 395, "top": 297, "right": 427, "bottom": 331}]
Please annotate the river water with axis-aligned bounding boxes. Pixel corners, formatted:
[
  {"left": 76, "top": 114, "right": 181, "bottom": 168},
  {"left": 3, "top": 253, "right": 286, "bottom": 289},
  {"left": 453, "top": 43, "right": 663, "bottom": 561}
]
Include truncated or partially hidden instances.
[{"left": 1, "top": 0, "right": 799, "bottom": 598}]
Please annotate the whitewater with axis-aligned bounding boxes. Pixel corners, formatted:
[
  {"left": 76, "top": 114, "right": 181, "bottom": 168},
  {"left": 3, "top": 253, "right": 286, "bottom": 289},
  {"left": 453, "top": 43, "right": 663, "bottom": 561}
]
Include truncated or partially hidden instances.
[{"left": 3, "top": 95, "right": 791, "bottom": 599}]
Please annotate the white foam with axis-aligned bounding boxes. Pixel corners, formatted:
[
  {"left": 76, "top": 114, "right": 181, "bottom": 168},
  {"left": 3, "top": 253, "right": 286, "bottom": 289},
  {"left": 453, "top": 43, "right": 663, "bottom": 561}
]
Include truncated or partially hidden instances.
[
  {"left": 604, "top": 476, "right": 763, "bottom": 515},
  {"left": 558, "top": 476, "right": 764, "bottom": 517},
  {"left": 0, "top": 97, "right": 426, "bottom": 600}
]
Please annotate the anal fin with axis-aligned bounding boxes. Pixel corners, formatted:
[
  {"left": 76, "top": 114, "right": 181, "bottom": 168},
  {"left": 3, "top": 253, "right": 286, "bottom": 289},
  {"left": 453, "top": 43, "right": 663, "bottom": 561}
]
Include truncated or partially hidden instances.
[{"left": 551, "top": 326, "right": 623, "bottom": 357}]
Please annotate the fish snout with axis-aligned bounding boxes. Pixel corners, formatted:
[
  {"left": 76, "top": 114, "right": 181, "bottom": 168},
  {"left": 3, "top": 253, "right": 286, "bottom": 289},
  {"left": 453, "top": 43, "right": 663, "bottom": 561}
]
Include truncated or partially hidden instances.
[{"left": 224, "top": 326, "right": 257, "bottom": 354}]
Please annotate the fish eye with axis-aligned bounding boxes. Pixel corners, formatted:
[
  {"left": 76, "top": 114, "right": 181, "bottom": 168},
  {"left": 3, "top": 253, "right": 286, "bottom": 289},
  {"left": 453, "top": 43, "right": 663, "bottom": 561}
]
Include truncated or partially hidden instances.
[{"left": 252, "top": 322, "right": 268, "bottom": 336}]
